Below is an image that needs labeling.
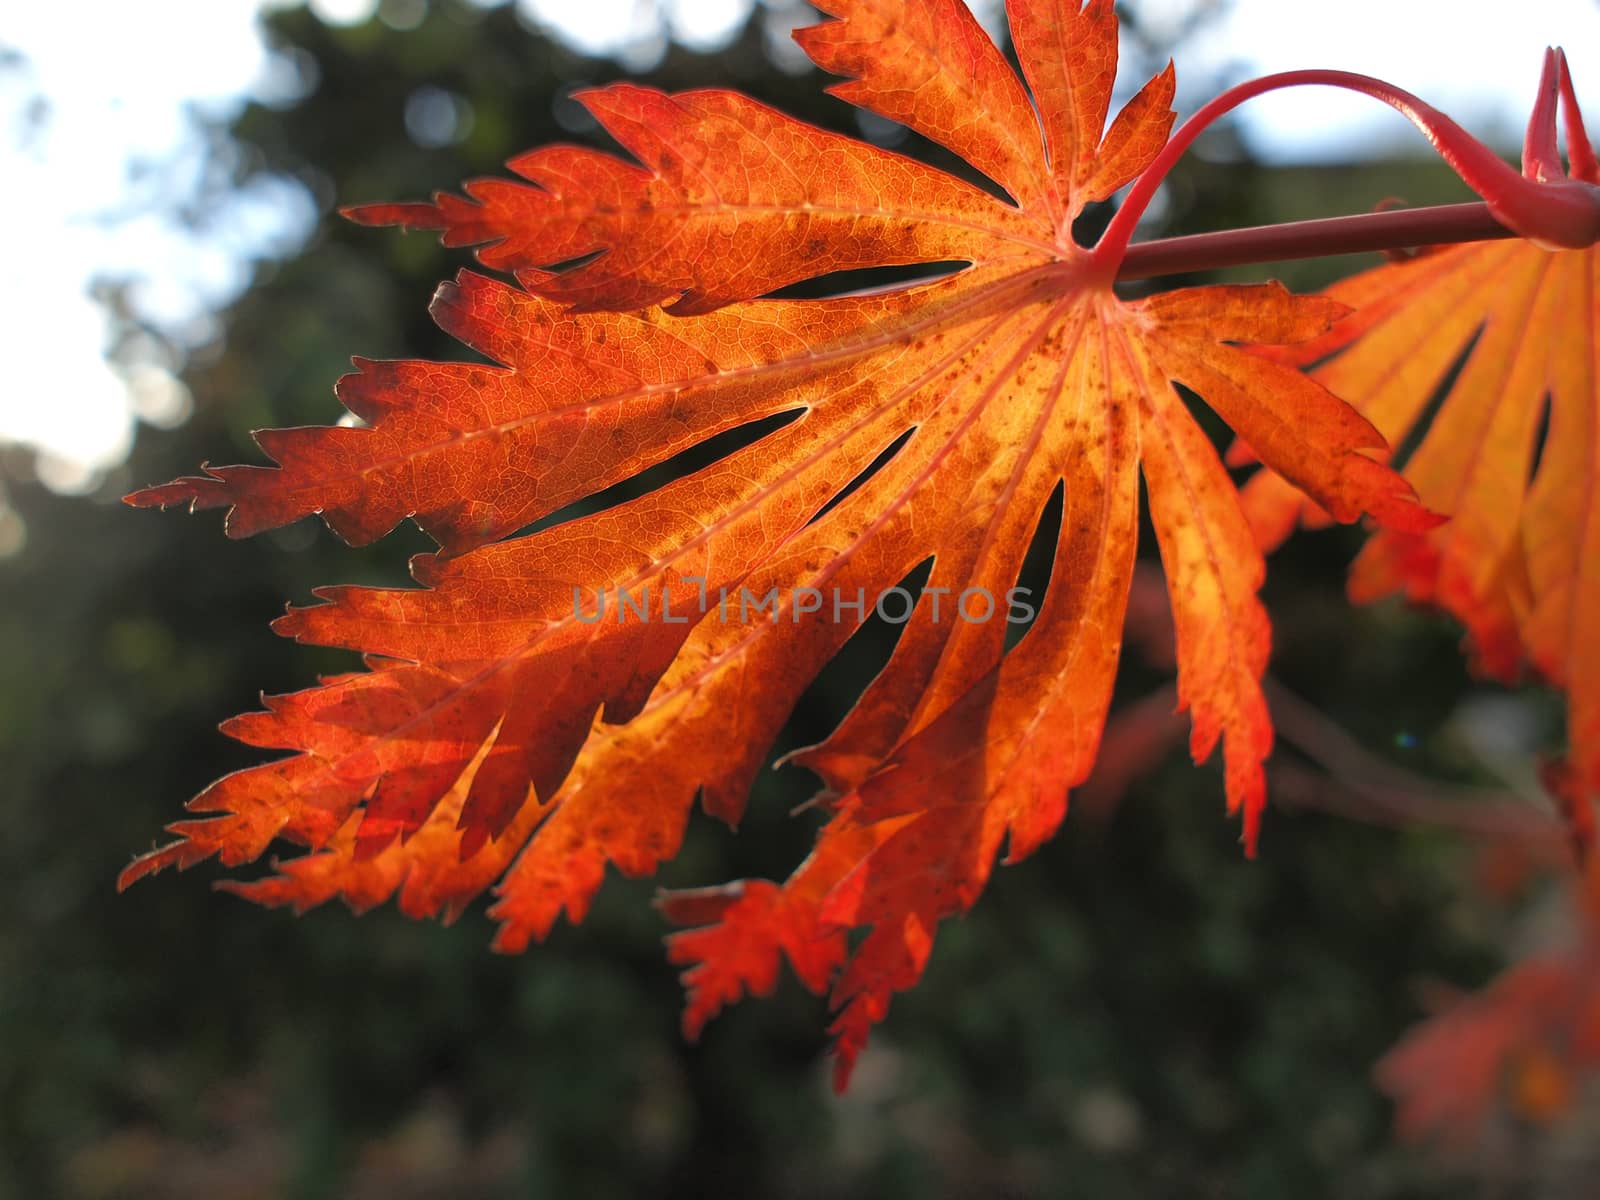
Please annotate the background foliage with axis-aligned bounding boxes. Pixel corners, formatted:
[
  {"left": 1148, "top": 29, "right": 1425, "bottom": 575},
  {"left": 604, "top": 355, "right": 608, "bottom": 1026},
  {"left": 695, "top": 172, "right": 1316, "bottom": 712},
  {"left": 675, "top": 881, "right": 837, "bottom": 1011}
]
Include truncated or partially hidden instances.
[{"left": 0, "top": 2, "right": 1575, "bottom": 1195}]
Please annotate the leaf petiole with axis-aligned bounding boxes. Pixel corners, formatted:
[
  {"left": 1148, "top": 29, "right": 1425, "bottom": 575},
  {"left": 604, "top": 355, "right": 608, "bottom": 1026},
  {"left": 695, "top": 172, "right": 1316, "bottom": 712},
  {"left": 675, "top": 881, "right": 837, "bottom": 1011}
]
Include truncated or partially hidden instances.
[
  {"left": 1114, "top": 201, "right": 1515, "bottom": 283},
  {"left": 1093, "top": 62, "right": 1600, "bottom": 276}
]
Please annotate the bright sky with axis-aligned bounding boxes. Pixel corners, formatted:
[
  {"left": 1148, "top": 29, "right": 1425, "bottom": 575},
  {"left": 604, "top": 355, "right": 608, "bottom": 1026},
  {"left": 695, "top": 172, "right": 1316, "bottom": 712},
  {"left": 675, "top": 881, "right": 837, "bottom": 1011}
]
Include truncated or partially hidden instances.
[{"left": 1, "top": 0, "right": 1596, "bottom": 513}]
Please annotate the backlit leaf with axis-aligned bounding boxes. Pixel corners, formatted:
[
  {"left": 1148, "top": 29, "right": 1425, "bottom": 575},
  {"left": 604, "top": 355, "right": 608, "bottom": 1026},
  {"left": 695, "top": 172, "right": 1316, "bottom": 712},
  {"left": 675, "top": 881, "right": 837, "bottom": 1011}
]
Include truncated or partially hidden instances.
[
  {"left": 124, "top": 0, "right": 1431, "bottom": 1084},
  {"left": 1239, "top": 235, "right": 1598, "bottom": 840}
]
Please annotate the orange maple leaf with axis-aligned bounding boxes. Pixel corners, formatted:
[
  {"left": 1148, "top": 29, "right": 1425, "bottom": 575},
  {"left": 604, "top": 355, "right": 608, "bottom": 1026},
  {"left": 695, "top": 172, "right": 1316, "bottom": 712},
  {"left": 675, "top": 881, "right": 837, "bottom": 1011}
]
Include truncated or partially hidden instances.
[
  {"left": 1237, "top": 50, "right": 1599, "bottom": 847},
  {"left": 1238, "top": 228, "right": 1598, "bottom": 842},
  {"left": 124, "top": 0, "right": 1432, "bottom": 1085},
  {"left": 1377, "top": 862, "right": 1600, "bottom": 1145}
]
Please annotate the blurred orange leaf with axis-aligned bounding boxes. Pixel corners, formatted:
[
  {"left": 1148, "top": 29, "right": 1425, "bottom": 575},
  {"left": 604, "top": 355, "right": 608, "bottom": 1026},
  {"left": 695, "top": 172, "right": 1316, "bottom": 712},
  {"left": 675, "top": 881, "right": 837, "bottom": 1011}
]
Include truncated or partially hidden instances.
[
  {"left": 1378, "top": 863, "right": 1600, "bottom": 1144},
  {"left": 1239, "top": 233, "right": 1598, "bottom": 842}
]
